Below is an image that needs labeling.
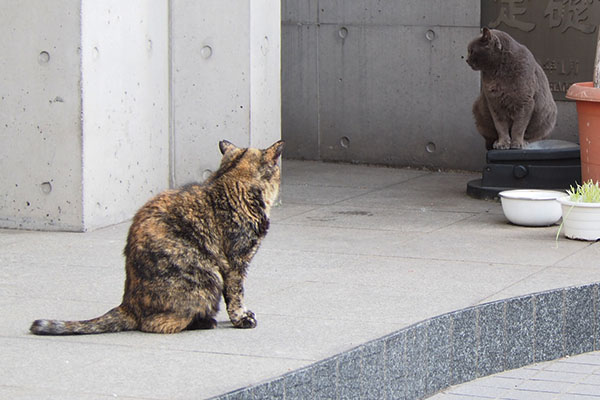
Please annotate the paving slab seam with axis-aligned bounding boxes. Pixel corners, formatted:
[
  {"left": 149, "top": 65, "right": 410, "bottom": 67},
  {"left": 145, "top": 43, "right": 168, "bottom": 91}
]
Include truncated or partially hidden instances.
[
  {"left": 283, "top": 172, "right": 434, "bottom": 207},
  {"left": 476, "top": 267, "right": 556, "bottom": 305},
  {"left": 211, "top": 282, "right": 600, "bottom": 400},
  {"left": 15, "top": 335, "right": 314, "bottom": 362},
  {"left": 550, "top": 242, "right": 598, "bottom": 263}
]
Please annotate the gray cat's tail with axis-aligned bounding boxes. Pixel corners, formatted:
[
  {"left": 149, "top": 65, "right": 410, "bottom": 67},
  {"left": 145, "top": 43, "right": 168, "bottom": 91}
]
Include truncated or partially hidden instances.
[{"left": 30, "top": 306, "right": 137, "bottom": 335}]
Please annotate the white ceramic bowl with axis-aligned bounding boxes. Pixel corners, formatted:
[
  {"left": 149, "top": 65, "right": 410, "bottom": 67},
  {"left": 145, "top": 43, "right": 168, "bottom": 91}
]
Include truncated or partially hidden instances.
[{"left": 498, "top": 189, "right": 565, "bottom": 227}]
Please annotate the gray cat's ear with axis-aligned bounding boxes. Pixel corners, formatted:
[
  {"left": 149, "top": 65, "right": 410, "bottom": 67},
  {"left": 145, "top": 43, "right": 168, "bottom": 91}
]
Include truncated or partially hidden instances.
[
  {"left": 219, "top": 140, "right": 237, "bottom": 155},
  {"left": 481, "top": 27, "right": 492, "bottom": 42},
  {"left": 265, "top": 140, "right": 285, "bottom": 161}
]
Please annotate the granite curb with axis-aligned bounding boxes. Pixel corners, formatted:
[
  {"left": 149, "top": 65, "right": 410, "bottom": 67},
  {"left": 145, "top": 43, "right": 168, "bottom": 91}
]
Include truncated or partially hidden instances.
[{"left": 214, "top": 282, "right": 599, "bottom": 400}]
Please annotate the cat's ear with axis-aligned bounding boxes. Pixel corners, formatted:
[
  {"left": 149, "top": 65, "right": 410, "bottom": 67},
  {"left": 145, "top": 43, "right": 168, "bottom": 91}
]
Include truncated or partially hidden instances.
[
  {"left": 219, "top": 140, "right": 238, "bottom": 155},
  {"left": 481, "top": 27, "right": 492, "bottom": 43},
  {"left": 264, "top": 140, "right": 285, "bottom": 162}
]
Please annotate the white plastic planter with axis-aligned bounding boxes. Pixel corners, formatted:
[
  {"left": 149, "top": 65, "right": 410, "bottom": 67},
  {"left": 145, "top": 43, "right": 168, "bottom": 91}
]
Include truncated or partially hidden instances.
[{"left": 558, "top": 196, "right": 600, "bottom": 241}]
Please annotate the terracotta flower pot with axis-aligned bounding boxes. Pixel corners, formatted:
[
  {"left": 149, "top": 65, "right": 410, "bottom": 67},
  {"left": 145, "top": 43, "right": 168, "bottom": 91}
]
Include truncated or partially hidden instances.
[{"left": 566, "top": 82, "right": 600, "bottom": 184}]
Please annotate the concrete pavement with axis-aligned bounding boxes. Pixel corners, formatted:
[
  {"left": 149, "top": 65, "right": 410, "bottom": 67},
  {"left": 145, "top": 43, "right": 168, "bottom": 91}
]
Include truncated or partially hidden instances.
[{"left": 1, "top": 160, "right": 599, "bottom": 399}]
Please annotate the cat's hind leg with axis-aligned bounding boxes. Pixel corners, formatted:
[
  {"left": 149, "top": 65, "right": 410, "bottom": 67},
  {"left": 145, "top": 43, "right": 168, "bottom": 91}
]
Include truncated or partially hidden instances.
[
  {"left": 139, "top": 313, "right": 193, "bottom": 334},
  {"left": 525, "top": 103, "right": 557, "bottom": 144},
  {"left": 185, "top": 275, "right": 222, "bottom": 330},
  {"left": 187, "top": 315, "right": 218, "bottom": 330},
  {"left": 508, "top": 101, "right": 535, "bottom": 149}
]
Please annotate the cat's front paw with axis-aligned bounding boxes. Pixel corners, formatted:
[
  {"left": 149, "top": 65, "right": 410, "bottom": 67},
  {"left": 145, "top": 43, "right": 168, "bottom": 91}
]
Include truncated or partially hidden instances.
[
  {"left": 232, "top": 310, "right": 257, "bottom": 329},
  {"left": 493, "top": 138, "right": 511, "bottom": 150},
  {"left": 510, "top": 140, "right": 526, "bottom": 149}
]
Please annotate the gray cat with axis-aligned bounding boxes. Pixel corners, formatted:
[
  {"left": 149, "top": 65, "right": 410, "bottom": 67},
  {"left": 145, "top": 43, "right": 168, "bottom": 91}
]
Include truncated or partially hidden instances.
[{"left": 467, "top": 27, "right": 557, "bottom": 150}]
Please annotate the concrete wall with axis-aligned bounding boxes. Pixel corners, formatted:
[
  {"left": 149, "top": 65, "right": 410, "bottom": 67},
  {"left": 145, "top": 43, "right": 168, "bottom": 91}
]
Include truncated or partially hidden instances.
[
  {"left": 11, "top": 0, "right": 581, "bottom": 230},
  {"left": 0, "top": 0, "right": 84, "bottom": 231},
  {"left": 171, "top": 0, "right": 281, "bottom": 186},
  {"left": 281, "top": 0, "right": 579, "bottom": 171},
  {"left": 282, "top": 0, "right": 484, "bottom": 170},
  {"left": 81, "top": 0, "right": 170, "bottom": 230}
]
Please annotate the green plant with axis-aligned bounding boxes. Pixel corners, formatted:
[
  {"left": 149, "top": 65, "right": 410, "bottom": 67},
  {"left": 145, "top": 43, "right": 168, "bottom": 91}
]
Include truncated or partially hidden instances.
[{"left": 567, "top": 180, "right": 600, "bottom": 203}]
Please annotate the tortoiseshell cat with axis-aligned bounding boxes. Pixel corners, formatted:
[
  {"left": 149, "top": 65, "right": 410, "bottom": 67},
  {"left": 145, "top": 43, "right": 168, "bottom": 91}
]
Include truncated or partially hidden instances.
[
  {"left": 30, "top": 139, "right": 284, "bottom": 334},
  {"left": 467, "top": 28, "right": 557, "bottom": 150}
]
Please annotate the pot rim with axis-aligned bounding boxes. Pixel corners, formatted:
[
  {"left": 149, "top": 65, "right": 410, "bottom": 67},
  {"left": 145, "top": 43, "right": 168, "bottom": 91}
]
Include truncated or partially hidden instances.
[
  {"left": 566, "top": 82, "right": 600, "bottom": 102},
  {"left": 499, "top": 189, "right": 566, "bottom": 201},
  {"left": 557, "top": 195, "right": 600, "bottom": 207}
]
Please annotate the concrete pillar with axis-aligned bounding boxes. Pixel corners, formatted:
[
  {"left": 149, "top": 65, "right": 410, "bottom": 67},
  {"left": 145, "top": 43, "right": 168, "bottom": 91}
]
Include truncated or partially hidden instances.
[
  {"left": 170, "top": 0, "right": 281, "bottom": 185},
  {"left": 0, "top": 0, "right": 170, "bottom": 231},
  {"left": 1, "top": 0, "right": 281, "bottom": 231},
  {"left": 1, "top": 0, "right": 85, "bottom": 231},
  {"left": 81, "top": 0, "right": 170, "bottom": 230}
]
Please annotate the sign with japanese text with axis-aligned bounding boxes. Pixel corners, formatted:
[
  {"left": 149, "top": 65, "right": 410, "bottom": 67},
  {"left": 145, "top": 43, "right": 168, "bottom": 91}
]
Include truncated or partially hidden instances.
[{"left": 481, "top": 0, "right": 600, "bottom": 101}]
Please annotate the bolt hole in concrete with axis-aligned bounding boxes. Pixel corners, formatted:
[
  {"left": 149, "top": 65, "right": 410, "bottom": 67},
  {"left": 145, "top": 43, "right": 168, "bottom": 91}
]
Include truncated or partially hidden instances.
[
  {"left": 38, "top": 51, "right": 50, "bottom": 64},
  {"left": 425, "top": 29, "right": 436, "bottom": 41},
  {"left": 338, "top": 27, "right": 348, "bottom": 39},
  {"left": 40, "top": 182, "right": 52, "bottom": 194},
  {"left": 340, "top": 136, "right": 350, "bottom": 149},
  {"left": 426, "top": 142, "right": 437, "bottom": 153},
  {"left": 200, "top": 46, "right": 212, "bottom": 59}
]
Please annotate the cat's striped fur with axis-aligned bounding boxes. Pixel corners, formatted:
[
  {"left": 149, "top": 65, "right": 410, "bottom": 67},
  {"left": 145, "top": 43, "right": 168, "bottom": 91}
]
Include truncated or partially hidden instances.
[{"left": 30, "top": 139, "right": 284, "bottom": 334}]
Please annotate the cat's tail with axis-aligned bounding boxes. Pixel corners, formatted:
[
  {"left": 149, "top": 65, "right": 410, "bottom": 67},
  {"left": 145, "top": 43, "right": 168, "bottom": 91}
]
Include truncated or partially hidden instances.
[{"left": 29, "top": 306, "right": 137, "bottom": 335}]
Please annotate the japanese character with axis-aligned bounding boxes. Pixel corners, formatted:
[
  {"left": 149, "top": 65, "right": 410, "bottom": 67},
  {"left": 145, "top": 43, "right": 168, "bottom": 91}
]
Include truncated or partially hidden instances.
[
  {"left": 545, "top": 0, "right": 596, "bottom": 34},
  {"left": 489, "top": 0, "right": 536, "bottom": 32}
]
